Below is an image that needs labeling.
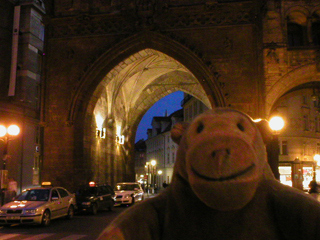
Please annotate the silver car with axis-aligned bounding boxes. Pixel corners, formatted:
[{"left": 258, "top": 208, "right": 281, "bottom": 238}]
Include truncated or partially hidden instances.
[
  {"left": 0, "top": 183, "right": 76, "bottom": 226},
  {"left": 114, "top": 182, "right": 144, "bottom": 206}
]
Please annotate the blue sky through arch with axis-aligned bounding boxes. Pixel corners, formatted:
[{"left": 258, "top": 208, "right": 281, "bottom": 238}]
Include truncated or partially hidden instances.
[{"left": 135, "top": 91, "right": 184, "bottom": 142}]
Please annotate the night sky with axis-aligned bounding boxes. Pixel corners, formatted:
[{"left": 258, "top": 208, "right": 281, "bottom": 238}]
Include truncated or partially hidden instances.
[{"left": 135, "top": 91, "right": 184, "bottom": 142}]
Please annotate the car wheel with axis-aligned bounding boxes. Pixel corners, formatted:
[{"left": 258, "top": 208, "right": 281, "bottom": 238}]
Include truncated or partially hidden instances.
[
  {"left": 41, "top": 210, "right": 51, "bottom": 227},
  {"left": 66, "top": 205, "right": 74, "bottom": 219},
  {"left": 91, "top": 203, "right": 98, "bottom": 215}
]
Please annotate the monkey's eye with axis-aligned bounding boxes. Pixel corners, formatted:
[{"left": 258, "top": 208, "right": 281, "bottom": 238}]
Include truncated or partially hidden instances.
[
  {"left": 197, "top": 122, "right": 204, "bottom": 133},
  {"left": 237, "top": 122, "right": 245, "bottom": 132}
]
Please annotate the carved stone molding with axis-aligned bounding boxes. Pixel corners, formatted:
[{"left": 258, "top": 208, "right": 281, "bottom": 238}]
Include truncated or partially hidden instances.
[{"left": 49, "top": 1, "right": 255, "bottom": 38}]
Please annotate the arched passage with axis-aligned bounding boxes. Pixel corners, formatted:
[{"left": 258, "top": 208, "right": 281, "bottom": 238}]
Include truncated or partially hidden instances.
[
  {"left": 70, "top": 32, "right": 225, "bottom": 186},
  {"left": 266, "top": 63, "right": 320, "bottom": 116}
]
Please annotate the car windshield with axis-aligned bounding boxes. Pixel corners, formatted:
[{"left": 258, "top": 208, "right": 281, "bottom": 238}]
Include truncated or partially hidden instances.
[
  {"left": 15, "top": 189, "right": 50, "bottom": 201},
  {"left": 115, "top": 184, "right": 139, "bottom": 191},
  {"left": 76, "top": 187, "right": 98, "bottom": 196}
]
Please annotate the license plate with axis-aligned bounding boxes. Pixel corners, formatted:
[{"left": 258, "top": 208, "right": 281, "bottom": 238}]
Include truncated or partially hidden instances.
[{"left": 7, "top": 216, "right": 20, "bottom": 220}]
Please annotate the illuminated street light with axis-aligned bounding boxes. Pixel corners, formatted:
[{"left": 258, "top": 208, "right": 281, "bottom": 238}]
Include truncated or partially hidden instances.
[
  {"left": 151, "top": 160, "right": 156, "bottom": 167},
  {"left": 314, "top": 154, "right": 320, "bottom": 166},
  {"left": 145, "top": 162, "right": 150, "bottom": 194},
  {"left": 150, "top": 160, "right": 157, "bottom": 193},
  {"left": 269, "top": 116, "right": 285, "bottom": 132},
  {"left": 0, "top": 124, "right": 20, "bottom": 170},
  {"left": 267, "top": 115, "right": 285, "bottom": 180}
]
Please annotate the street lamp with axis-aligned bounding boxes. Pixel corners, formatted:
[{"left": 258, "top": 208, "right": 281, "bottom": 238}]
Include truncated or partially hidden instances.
[
  {"left": 0, "top": 124, "right": 20, "bottom": 170},
  {"left": 267, "top": 116, "right": 285, "bottom": 180},
  {"left": 151, "top": 160, "right": 157, "bottom": 193},
  {"left": 145, "top": 162, "right": 150, "bottom": 194}
]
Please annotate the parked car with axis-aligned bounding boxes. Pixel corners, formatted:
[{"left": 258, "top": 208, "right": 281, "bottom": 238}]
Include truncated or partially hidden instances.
[
  {"left": 75, "top": 182, "right": 115, "bottom": 215},
  {"left": 0, "top": 182, "right": 76, "bottom": 227},
  {"left": 114, "top": 182, "right": 144, "bottom": 206}
]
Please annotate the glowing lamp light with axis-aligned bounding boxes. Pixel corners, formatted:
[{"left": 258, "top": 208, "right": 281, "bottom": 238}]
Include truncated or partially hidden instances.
[
  {"left": 95, "top": 114, "right": 105, "bottom": 138},
  {"left": 0, "top": 125, "right": 7, "bottom": 137},
  {"left": 314, "top": 154, "right": 320, "bottom": 166},
  {"left": 8, "top": 125, "right": 20, "bottom": 136},
  {"left": 95, "top": 114, "right": 104, "bottom": 130},
  {"left": 116, "top": 126, "right": 121, "bottom": 136},
  {"left": 116, "top": 125, "right": 125, "bottom": 144},
  {"left": 151, "top": 160, "right": 156, "bottom": 166},
  {"left": 269, "top": 116, "right": 284, "bottom": 132},
  {"left": 158, "top": 170, "right": 163, "bottom": 175}
]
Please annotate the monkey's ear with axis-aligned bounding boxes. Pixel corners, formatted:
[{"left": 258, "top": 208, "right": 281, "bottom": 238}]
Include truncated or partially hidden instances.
[
  {"left": 254, "top": 119, "right": 273, "bottom": 145},
  {"left": 171, "top": 122, "right": 189, "bottom": 144}
]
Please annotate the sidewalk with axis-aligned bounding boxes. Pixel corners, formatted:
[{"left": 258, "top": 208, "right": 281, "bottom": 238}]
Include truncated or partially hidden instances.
[{"left": 144, "top": 193, "right": 157, "bottom": 199}]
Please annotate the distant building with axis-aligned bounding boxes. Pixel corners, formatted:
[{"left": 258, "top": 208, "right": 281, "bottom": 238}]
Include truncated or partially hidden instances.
[
  {"left": 182, "top": 93, "right": 209, "bottom": 122},
  {"left": 134, "top": 139, "right": 147, "bottom": 188},
  {"left": 276, "top": 89, "right": 320, "bottom": 190},
  {"left": 144, "top": 109, "right": 183, "bottom": 190},
  {"left": 135, "top": 94, "right": 209, "bottom": 190}
]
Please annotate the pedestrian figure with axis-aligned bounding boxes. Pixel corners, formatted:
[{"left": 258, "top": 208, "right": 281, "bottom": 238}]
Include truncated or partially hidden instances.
[
  {"left": 308, "top": 180, "right": 320, "bottom": 202},
  {"left": 162, "top": 181, "right": 168, "bottom": 188},
  {"left": 5, "top": 177, "right": 17, "bottom": 203}
]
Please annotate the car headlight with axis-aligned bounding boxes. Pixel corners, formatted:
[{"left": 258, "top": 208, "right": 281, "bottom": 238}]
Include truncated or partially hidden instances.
[
  {"left": 24, "top": 209, "right": 37, "bottom": 214},
  {"left": 82, "top": 202, "right": 91, "bottom": 206}
]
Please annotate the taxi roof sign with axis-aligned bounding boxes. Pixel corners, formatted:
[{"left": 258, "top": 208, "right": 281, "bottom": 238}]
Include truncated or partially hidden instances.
[{"left": 41, "top": 182, "right": 52, "bottom": 186}]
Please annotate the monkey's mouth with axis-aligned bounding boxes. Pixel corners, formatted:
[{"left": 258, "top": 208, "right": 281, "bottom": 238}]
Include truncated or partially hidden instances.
[{"left": 191, "top": 163, "right": 255, "bottom": 182}]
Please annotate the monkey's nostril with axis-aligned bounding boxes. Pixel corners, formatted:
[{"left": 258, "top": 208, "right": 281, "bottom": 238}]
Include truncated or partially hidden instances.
[
  {"left": 197, "top": 122, "right": 204, "bottom": 133},
  {"left": 211, "top": 149, "right": 230, "bottom": 158}
]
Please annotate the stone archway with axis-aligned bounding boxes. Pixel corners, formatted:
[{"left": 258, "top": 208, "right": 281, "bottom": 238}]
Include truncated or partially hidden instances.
[
  {"left": 265, "top": 63, "right": 320, "bottom": 116},
  {"left": 70, "top": 32, "right": 225, "bottom": 186}
]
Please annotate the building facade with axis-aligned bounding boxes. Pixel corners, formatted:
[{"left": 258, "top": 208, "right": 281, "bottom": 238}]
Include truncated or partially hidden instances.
[
  {"left": 0, "top": 0, "right": 45, "bottom": 193},
  {"left": 2, "top": 0, "right": 320, "bottom": 191},
  {"left": 139, "top": 94, "right": 208, "bottom": 190},
  {"left": 143, "top": 109, "right": 183, "bottom": 190},
  {"left": 276, "top": 89, "right": 320, "bottom": 190}
]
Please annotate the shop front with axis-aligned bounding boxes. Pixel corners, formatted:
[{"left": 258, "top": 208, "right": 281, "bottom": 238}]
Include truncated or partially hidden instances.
[{"left": 279, "top": 158, "right": 316, "bottom": 191}]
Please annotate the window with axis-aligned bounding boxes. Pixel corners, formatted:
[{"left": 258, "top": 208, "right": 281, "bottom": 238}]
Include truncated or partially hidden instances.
[
  {"left": 281, "top": 141, "right": 288, "bottom": 155},
  {"left": 51, "top": 189, "right": 59, "bottom": 199},
  {"left": 317, "top": 143, "right": 320, "bottom": 154},
  {"left": 303, "top": 115, "right": 309, "bottom": 130},
  {"left": 287, "top": 11, "right": 308, "bottom": 47},
  {"left": 312, "top": 12, "right": 320, "bottom": 45},
  {"left": 287, "top": 22, "right": 305, "bottom": 47},
  {"left": 312, "top": 21, "right": 320, "bottom": 45},
  {"left": 57, "top": 188, "right": 69, "bottom": 198}
]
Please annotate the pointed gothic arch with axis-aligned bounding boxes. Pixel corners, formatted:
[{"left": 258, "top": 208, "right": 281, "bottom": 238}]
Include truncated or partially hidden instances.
[
  {"left": 66, "top": 31, "right": 226, "bottom": 185},
  {"left": 68, "top": 31, "right": 225, "bottom": 124}
]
